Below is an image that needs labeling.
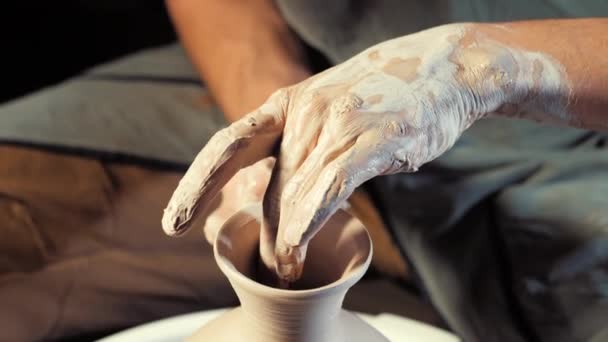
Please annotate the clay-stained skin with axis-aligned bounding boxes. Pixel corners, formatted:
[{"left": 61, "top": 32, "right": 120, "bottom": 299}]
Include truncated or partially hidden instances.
[
  {"left": 368, "top": 50, "right": 380, "bottom": 60},
  {"left": 448, "top": 26, "right": 571, "bottom": 125},
  {"left": 365, "top": 94, "right": 384, "bottom": 104},
  {"left": 162, "top": 98, "right": 285, "bottom": 236},
  {"left": 162, "top": 23, "right": 571, "bottom": 283},
  {"left": 382, "top": 57, "right": 421, "bottom": 83}
]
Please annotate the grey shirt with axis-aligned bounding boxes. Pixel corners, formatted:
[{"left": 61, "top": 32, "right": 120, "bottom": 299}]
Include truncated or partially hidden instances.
[{"left": 275, "top": 1, "right": 608, "bottom": 341}]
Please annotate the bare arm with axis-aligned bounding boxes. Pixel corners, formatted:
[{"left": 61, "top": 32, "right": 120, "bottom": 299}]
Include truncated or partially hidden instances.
[
  {"left": 165, "top": 0, "right": 310, "bottom": 122},
  {"left": 480, "top": 18, "right": 608, "bottom": 130}
]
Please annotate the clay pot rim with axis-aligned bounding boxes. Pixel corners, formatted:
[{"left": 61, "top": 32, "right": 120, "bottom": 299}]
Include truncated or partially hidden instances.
[{"left": 214, "top": 207, "right": 373, "bottom": 298}]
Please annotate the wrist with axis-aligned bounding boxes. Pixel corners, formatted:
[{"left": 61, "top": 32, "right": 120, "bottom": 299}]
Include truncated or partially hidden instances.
[
  {"left": 463, "top": 23, "right": 570, "bottom": 125},
  {"left": 507, "top": 49, "right": 570, "bottom": 125}
]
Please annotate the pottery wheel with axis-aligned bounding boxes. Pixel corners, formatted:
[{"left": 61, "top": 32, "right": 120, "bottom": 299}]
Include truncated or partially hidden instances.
[{"left": 97, "top": 308, "right": 461, "bottom": 342}]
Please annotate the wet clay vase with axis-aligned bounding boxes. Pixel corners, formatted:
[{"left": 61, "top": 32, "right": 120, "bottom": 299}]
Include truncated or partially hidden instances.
[{"left": 188, "top": 204, "right": 388, "bottom": 342}]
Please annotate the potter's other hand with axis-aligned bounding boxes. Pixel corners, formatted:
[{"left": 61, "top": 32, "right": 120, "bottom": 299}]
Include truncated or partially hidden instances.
[{"left": 163, "top": 22, "right": 573, "bottom": 280}]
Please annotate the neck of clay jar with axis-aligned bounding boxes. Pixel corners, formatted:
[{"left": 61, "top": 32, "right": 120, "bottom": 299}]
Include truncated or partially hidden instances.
[{"left": 234, "top": 284, "right": 347, "bottom": 341}]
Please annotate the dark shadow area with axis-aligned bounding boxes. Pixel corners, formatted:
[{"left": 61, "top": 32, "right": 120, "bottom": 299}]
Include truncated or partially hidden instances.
[{"left": 0, "top": 1, "right": 176, "bottom": 104}]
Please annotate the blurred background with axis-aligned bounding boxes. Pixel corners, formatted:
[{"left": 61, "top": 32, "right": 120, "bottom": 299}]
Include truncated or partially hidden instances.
[{"left": 1, "top": 1, "right": 176, "bottom": 104}]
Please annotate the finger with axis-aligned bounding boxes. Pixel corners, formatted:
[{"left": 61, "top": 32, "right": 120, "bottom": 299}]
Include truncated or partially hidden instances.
[
  {"left": 279, "top": 127, "right": 357, "bottom": 218},
  {"left": 275, "top": 92, "right": 371, "bottom": 231},
  {"left": 274, "top": 132, "right": 395, "bottom": 280},
  {"left": 258, "top": 107, "right": 326, "bottom": 274},
  {"left": 162, "top": 92, "right": 285, "bottom": 236}
]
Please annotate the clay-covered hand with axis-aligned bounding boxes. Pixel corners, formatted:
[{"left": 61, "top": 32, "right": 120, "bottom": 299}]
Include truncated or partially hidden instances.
[
  {"left": 162, "top": 23, "right": 563, "bottom": 280},
  {"left": 199, "top": 157, "right": 274, "bottom": 244}
]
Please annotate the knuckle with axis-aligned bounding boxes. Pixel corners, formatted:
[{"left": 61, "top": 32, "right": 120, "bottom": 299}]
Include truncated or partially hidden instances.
[
  {"left": 390, "top": 154, "right": 419, "bottom": 173},
  {"left": 268, "top": 87, "right": 291, "bottom": 107},
  {"left": 213, "top": 126, "right": 236, "bottom": 142},
  {"left": 220, "top": 127, "right": 239, "bottom": 141},
  {"left": 383, "top": 119, "right": 409, "bottom": 138},
  {"left": 259, "top": 88, "right": 290, "bottom": 123},
  {"left": 329, "top": 93, "right": 363, "bottom": 119}
]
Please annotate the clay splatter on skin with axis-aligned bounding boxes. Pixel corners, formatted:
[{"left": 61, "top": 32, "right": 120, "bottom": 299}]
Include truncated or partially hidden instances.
[
  {"left": 368, "top": 50, "right": 380, "bottom": 60},
  {"left": 382, "top": 57, "right": 421, "bottom": 82},
  {"left": 365, "top": 94, "right": 384, "bottom": 104},
  {"left": 427, "top": 91, "right": 437, "bottom": 107},
  {"left": 447, "top": 25, "right": 571, "bottom": 127},
  {"left": 532, "top": 59, "right": 544, "bottom": 94},
  {"left": 446, "top": 34, "right": 460, "bottom": 45},
  {"left": 495, "top": 59, "right": 546, "bottom": 119},
  {"left": 162, "top": 22, "right": 572, "bottom": 284}
]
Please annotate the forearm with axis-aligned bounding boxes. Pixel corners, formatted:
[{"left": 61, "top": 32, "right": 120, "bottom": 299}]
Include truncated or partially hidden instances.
[
  {"left": 478, "top": 18, "right": 608, "bottom": 130},
  {"left": 166, "top": 0, "right": 309, "bottom": 122}
]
